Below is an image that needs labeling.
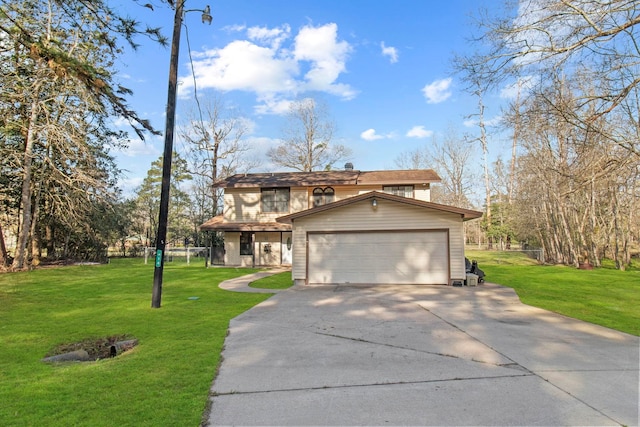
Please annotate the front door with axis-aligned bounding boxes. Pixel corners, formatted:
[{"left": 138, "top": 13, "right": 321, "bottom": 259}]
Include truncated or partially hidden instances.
[{"left": 281, "top": 232, "right": 292, "bottom": 265}]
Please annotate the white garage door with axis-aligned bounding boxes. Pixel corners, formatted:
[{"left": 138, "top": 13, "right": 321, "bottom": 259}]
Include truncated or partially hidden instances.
[{"left": 308, "top": 231, "right": 449, "bottom": 284}]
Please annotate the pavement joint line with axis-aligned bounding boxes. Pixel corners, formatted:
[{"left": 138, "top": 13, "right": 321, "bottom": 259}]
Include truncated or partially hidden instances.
[
  {"left": 418, "top": 303, "right": 527, "bottom": 369},
  {"left": 418, "top": 306, "right": 628, "bottom": 425},
  {"left": 535, "top": 368, "right": 640, "bottom": 373},
  {"left": 212, "top": 373, "right": 535, "bottom": 397},
  {"left": 534, "top": 373, "right": 627, "bottom": 426},
  {"left": 312, "top": 330, "right": 487, "bottom": 363}
]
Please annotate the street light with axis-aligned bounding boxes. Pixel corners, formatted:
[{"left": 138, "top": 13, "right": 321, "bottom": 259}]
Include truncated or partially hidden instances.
[{"left": 152, "top": 1, "right": 211, "bottom": 308}]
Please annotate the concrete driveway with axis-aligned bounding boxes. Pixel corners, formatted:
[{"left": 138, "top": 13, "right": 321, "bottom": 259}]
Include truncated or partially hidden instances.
[{"left": 204, "top": 282, "right": 639, "bottom": 426}]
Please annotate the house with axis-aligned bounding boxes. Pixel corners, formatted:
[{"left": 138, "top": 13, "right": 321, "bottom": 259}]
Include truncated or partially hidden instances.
[{"left": 199, "top": 167, "right": 482, "bottom": 286}]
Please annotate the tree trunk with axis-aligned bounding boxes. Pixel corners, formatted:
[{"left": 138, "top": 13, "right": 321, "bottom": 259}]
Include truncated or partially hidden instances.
[
  {"left": 0, "top": 223, "right": 8, "bottom": 268},
  {"left": 12, "top": 98, "right": 40, "bottom": 270},
  {"left": 478, "top": 97, "right": 492, "bottom": 249}
]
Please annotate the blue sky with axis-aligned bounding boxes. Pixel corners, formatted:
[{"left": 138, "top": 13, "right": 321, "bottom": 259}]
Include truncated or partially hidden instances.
[{"left": 111, "top": 0, "right": 514, "bottom": 195}]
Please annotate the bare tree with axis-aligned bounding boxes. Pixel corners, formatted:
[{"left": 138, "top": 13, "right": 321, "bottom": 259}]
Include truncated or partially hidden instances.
[
  {"left": 268, "top": 98, "right": 351, "bottom": 172},
  {"left": 180, "top": 98, "right": 255, "bottom": 216},
  {"left": 179, "top": 98, "right": 258, "bottom": 246},
  {"left": 512, "top": 75, "right": 638, "bottom": 268},
  {"left": 468, "top": 0, "right": 640, "bottom": 156},
  {"left": 395, "top": 127, "right": 476, "bottom": 208},
  {"left": 452, "top": 56, "right": 495, "bottom": 246}
]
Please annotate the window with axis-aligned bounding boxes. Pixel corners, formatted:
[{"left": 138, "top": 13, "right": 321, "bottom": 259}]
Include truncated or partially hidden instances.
[
  {"left": 312, "top": 187, "right": 335, "bottom": 207},
  {"left": 383, "top": 185, "right": 414, "bottom": 198},
  {"left": 261, "top": 188, "right": 290, "bottom": 213},
  {"left": 239, "top": 232, "right": 252, "bottom": 255}
]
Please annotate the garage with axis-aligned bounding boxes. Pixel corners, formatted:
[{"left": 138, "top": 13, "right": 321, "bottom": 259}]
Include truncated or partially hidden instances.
[
  {"left": 277, "top": 191, "right": 482, "bottom": 286},
  {"left": 307, "top": 230, "right": 449, "bottom": 285}
]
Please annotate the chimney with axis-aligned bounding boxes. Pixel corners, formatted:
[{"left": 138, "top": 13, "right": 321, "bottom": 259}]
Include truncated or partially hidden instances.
[{"left": 344, "top": 162, "right": 354, "bottom": 171}]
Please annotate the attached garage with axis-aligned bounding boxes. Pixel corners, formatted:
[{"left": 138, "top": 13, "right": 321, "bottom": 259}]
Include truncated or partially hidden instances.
[
  {"left": 277, "top": 191, "right": 482, "bottom": 286},
  {"left": 308, "top": 230, "right": 449, "bottom": 284}
]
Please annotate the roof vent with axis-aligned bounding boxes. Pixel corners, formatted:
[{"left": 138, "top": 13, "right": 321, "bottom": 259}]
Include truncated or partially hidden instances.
[{"left": 344, "top": 162, "right": 354, "bottom": 171}]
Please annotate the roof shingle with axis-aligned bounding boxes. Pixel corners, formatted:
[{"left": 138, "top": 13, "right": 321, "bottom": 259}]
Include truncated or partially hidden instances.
[{"left": 215, "top": 169, "right": 441, "bottom": 188}]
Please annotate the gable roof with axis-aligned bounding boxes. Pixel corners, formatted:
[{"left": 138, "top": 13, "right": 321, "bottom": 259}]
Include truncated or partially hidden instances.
[
  {"left": 215, "top": 169, "right": 441, "bottom": 188},
  {"left": 276, "top": 191, "right": 483, "bottom": 223}
]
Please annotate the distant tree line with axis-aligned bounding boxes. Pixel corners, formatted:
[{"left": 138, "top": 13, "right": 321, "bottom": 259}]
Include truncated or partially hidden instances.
[{"left": 397, "top": 0, "right": 638, "bottom": 269}]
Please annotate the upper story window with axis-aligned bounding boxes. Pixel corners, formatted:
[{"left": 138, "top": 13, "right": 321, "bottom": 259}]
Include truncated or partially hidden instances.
[
  {"left": 312, "top": 187, "right": 335, "bottom": 207},
  {"left": 261, "top": 187, "right": 290, "bottom": 213},
  {"left": 383, "top": 185, "right": 414, "bottom": 198}
]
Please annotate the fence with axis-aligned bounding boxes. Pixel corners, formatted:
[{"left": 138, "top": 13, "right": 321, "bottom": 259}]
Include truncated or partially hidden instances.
[
  {"left": 142, "top": 247, "right": 209, "bottom": 265},
  {"left": 465, "top": 245, "right": 544, "bottom": 262}
]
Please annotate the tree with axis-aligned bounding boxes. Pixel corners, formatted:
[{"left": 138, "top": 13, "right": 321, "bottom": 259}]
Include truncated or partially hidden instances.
[
  {"left": 133, "top": 153, "right": 192, "bottom": 248},
  {"left": 511, "top": 76, "right": 638, "bottom": 268},
  {"left": 452, "top": 57, "right": 495, "bottom": 246},
  {"left": 1, "top": 0, "right": 163, "bottom": 269},
  {"left": 268, "top": 98, "right": 351, "bottom": 172},
  {"left": 468, "top": 0, "right": 640, "bottom": 156},
  {"left": 180, "top": 98, "right": 256, "bottom": 219},
  {"left": 395, "top": 127, "right": 476, "bottom": 209}
]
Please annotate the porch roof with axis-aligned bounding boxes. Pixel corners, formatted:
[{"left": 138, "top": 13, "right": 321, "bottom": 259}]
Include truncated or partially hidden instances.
[{"left": 199, "top": 215, "right": 292, "bottom": 232}]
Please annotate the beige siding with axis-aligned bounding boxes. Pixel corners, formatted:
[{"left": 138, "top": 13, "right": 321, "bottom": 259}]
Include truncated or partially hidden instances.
[
  {"left": 414, "top": 186, "right": 430, "bottom": 202},
  {"left": 291, "top": 197, "right": 466, "bottom": 282},
  {"left": 290, "top": 188, "right": 309, "bottom": 213},
  {"left": 254, "top": 232, "right": 282, "bottom": 266},
  {"left": 224, "top": 188, "right": 296, "bottom": 222},
  {"left": 224, "top": 189, "right": 261, "bottom": 221},
  {"left": 224, "top": 185, "right": 433, "bottom": 223}
]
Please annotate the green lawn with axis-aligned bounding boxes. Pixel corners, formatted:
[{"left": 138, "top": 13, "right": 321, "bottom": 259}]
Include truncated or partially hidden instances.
[
  {"left": 2, "top": 253, "right": 638, "bottom": 426},
  {"left": 466, "top": 250, "right": 640, "bottom": 336},
  {"left": 249, "top": 271, "right": 294, "bottom": 289},
  {"left": 0, "top": 259, "right": 271, "bottom": 426}
]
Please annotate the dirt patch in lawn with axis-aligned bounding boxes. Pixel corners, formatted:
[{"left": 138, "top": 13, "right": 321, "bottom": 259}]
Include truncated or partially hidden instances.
[{"left": 43, "top": 335, "right": 138, "bottom": 362}]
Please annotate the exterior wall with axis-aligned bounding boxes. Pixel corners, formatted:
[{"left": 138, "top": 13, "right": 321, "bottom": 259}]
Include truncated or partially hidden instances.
[
  {"left": 223, "top": 231, "right": 285, "bottom": 267},
  {"left": 224, "top": 185, "right": 432, "bottom": 223},
  {"left": 224, "top": 189, "right": 261, "bottom": 222},
  {"left": 223, "top": 187, "right": 307, "bottom": 222},
  {"left": 254, "top": 231, "right": 282, "bottom": 266},
  {"left": 290, "top": 198, "right": 465, "bottom": 283},
  {"left": 223, "top": 231, "right": 252, "bottom": 267},
  {"left": 414, "top": 186, "right": 430, "bottom": 202},
  {"left": 290, "top": 187, "right": 309, "bottom": 213}
]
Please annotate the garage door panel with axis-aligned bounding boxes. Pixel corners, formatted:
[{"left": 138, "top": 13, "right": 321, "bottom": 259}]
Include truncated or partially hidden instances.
[{"left": 308, "top": 231, "right": 448, "bottom": 285}]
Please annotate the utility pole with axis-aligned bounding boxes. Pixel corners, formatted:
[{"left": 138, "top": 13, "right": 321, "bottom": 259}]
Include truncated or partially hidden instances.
[
  {"left": 151, "top": 0, "right": 184, "bottom": 308},
  {"left": 151, "top": 1, "right": 212, "bottom": 308}
]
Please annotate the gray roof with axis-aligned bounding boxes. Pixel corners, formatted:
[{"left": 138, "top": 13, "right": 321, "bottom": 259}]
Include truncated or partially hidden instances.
[{"left": 215, "top": 169, "right": 441, "bottom": 188}]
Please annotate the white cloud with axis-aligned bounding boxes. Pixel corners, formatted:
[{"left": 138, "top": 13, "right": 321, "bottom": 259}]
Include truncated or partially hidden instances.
[
  {"left": 422, "top": 78, "right": 452, "bottom": 104},
  {"left": 247, "top": 24, "right": 291, "bottom": 49},
  {"left": 182, "top": 40, "right": 298, "bottom": 95},
  {"left": 294, "top": 23, "right": 355, "bottom": 97},
  {"left": 499, "top": 75, "right": 538, "bottom": 99},
  {"left": 254, "top": 96, "right": 293, "bottom": 115},
  {"left": 179, "top": 23, "right": 356, "bottom": 113},
  {"left": 223, "top": 24, "right": 246, "bottom": 33},
  {"left": 360, "top": 128, "right": 385, "bottom": 141},
  {"left": 115, "top": 137, "right": 160, "bottom": 157},
  {"left": 118, "top": 176, "right": 144, "bottom": 196},
  {"left": 463, "top": 115, "right": 503, "bottom": 128},
  {"left": 406, "top": 125, "right": 433, "bottom": 139},
  {"left": 380, "top": 42, "right": 398, "bottom": 63}
]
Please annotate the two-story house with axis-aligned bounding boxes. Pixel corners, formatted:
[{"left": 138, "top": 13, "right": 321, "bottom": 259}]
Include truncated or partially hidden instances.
[{"left": 200, "top": 167, "right": 481, "bottom": 286}]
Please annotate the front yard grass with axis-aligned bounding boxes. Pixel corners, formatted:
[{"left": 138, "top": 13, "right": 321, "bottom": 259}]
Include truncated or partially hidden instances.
[
  {"left": 249, "top": 271, "right": 294, "bottom": 289},
  {"left": 0, "top": 259, "right": 271, "bottom": 426},
  {"left": 466, "top": 250, "right": 640, "bottom": 336},
  {"left": 2, "top": 252, "right": 638, "bottom": 426}
]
